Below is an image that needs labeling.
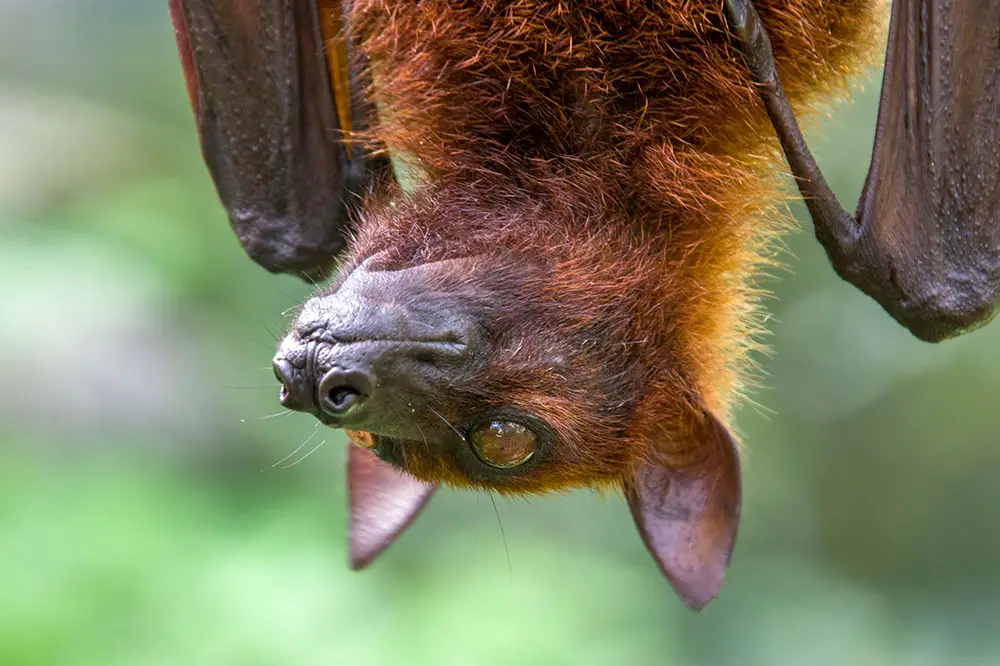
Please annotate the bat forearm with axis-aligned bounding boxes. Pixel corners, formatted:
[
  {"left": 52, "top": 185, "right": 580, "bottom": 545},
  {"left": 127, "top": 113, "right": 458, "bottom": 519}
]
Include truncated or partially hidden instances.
[{"left": 723, "top": 0, "right": 863, "bottom": 277}]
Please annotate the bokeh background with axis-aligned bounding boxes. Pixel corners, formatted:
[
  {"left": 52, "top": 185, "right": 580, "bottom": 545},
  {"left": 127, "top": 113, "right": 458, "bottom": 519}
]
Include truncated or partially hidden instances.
[{"left": 3, "top": 2, "right": 999, "bottom": 665}]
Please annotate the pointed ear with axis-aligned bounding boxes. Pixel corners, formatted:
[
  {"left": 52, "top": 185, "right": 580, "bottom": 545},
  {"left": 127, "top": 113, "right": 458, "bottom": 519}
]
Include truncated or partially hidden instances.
[
  {"left": 624, "top": 407, "right": 742, "bottom": 610},
  {"left": 347, "top": 441, "right": 438, "bottom": 570}
]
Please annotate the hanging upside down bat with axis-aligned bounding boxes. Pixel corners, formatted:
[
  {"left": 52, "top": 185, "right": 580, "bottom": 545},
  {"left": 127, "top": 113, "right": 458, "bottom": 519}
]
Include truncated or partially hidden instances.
[{"left": 167, "top": 0, "right": 1000, "bottom": 609}]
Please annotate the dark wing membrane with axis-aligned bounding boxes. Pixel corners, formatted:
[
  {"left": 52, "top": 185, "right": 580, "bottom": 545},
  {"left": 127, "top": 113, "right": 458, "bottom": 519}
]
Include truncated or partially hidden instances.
[
  {"left": 168, "top": 0, "right": 393, "bottom": 281},
  {"left": 724, "top": 0, "right": 1000, "bottom": 341},
  {"left": 854, "top": 0, "right": 1000, "bottom": 337}
]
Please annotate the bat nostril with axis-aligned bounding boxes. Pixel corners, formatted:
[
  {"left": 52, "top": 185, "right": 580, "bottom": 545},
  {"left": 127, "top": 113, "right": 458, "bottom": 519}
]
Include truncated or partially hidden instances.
[
  {"left": 326, "top": 385, "right": 362, "bottom": 412},
  {"left": 318, "top": 367, "right": 374, "bottom": 416}
]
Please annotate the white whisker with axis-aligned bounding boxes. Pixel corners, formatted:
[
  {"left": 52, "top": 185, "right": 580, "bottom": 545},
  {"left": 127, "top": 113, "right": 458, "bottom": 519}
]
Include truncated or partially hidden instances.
[
  {"left": 262, "top": 423, "right": 320, "bottom": 471},
  {"left": 279, "top": 439, "right": 327, "bottom": 468}
]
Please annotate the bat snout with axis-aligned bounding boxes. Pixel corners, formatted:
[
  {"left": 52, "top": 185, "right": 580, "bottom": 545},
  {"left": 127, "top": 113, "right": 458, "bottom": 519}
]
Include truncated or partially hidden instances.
[
  {"left": 271, "top": 346, "right": 380, "bottom": 424},
  {"left": 275, "top": 258, "right": 483, "bottom": 440},
  {"left": 273, "top": 334, "right": 469, "bottom": 440}
]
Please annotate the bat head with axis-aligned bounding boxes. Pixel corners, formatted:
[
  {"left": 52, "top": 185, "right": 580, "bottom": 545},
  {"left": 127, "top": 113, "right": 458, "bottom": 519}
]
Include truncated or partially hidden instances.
[{"left": 273, "top": 181, "right": 742, "bottom": 609}]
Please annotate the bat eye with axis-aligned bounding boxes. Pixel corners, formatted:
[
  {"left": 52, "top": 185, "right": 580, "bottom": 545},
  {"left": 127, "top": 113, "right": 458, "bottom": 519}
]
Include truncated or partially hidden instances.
[{"left": 469, "top": 420, "right": 537, "bottom": 468}]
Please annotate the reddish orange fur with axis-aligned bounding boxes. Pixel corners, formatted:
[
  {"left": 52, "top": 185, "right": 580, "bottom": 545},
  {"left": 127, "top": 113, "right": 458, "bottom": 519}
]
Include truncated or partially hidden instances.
[{"left": 320, "top": 0, "right": 883, "bottom": 494}]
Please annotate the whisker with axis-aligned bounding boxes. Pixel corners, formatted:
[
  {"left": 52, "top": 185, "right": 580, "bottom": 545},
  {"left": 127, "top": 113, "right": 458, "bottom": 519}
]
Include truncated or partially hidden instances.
[
  {"left": 277, "top": 284, "right": 309, "bottom": 302},
  {"left": 279, "top": 438, "right": 327, "bottom": 468},
  {"left": 251, "top": 409, "right": 293, "bottom": 421},
  {"left": 247, "top": 337, "right": 281, "bottom": 353},
  {"left": 404, "top": 400, "right": 432, "bottom": 451},
  {"left": 428, "top": 407, "right": 465, "bottom": 440},
  {"left": 489, "top": 492, "right": 512, "bottom": 582},
  {"left": 271, "top": 262, "right": 321, "bottom": 291},
  {"left": 262, "top": 322, "right": 283, "bottom": 343},
  {"left": 262, "top": 423, "right": 321, "bottom": 471},
  {"left": 413, "top": 419, "right": 430, "bottom": 451}
]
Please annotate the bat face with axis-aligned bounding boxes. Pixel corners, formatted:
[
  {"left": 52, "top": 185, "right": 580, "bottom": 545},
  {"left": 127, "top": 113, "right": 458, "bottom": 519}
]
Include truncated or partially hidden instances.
[
  {"left": 273, "top": 193, "right": 648, "bottom": 494},
  {"left": 275, "top": 256, "right": 563, "bottom": 491},
  {"left": 273, "top": 189, "right": 743, "bottom": 610}
]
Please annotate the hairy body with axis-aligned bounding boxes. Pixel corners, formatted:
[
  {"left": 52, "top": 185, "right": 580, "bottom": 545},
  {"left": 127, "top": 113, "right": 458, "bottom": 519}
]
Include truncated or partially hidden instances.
[{"left": 339, "top": 0, "right": 880, "bottom": 479}]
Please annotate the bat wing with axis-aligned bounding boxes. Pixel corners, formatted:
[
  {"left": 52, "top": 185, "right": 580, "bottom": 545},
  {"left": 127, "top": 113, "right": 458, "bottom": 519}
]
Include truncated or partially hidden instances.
[
  {"left": 853, "top": 1, "right": 1000, "bottom": 339},
  {"left": 726, "top": 0, "right": 1000, "bottom": 342},
  {"left": 168, "top": 0, "right": 394, "bottom": 281}
]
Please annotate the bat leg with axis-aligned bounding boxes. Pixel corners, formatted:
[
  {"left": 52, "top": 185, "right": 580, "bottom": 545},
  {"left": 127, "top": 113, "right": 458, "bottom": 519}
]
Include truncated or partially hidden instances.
[{"left": 722, "top": 0, "right": 864, "bottom": 280}]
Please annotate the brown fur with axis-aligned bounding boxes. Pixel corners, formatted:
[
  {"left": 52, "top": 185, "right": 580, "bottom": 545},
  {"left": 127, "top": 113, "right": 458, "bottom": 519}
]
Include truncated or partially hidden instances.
[{"left": 319, "top": 0, "right": 883, "bottom": 493}]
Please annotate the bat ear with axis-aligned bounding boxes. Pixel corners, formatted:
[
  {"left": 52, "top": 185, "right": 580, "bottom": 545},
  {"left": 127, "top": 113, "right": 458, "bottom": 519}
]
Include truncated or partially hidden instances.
[
  {"left": 624, "top": 407, "right": 742, "bottom": 610},
  {"left": 347, "top": 441, "right": 438, "bottom": 570}
]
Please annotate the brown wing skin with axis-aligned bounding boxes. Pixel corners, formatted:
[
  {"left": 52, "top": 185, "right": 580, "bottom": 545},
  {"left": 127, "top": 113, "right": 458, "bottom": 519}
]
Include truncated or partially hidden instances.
[
  {"left": 852, "top": 1, "right": 1000, "bottom": 339},
  {"left": 168, "top": 0, "right": 393, "bottom": 281},
  {"left": 726, "top": 0, "right": 1000, "bottom": 342}
]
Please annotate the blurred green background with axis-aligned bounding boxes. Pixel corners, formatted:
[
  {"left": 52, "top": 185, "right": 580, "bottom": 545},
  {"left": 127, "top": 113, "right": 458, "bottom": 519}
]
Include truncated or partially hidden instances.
[{"left": 3, "top": 2, "right": 1000, "bottom": 665}]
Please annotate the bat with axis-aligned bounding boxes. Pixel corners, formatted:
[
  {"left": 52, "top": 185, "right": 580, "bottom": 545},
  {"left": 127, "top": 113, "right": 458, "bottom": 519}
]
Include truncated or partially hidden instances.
[
  {"left": 725, "top": 0, "right": 1000, "bottom": 343},
  {"left": 171, "top": 0, "right": 889, "bottom": 609}
]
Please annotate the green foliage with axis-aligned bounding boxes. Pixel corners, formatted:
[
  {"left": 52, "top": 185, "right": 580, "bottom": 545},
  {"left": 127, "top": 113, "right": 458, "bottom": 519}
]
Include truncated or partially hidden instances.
[{"left": 2, "top": 2, "right": 999, "bottom": 664}]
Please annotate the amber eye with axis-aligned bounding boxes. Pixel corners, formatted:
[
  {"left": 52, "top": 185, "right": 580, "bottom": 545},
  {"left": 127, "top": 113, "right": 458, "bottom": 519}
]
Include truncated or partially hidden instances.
[{"left": 469, "top": 420, "right": 538, "bottom": 468}]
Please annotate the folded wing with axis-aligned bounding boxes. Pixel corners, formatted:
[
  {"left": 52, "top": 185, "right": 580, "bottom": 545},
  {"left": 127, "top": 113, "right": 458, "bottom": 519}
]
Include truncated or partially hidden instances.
[{"left": 169, "top": 0, "right": 393, "bottom": 281}]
